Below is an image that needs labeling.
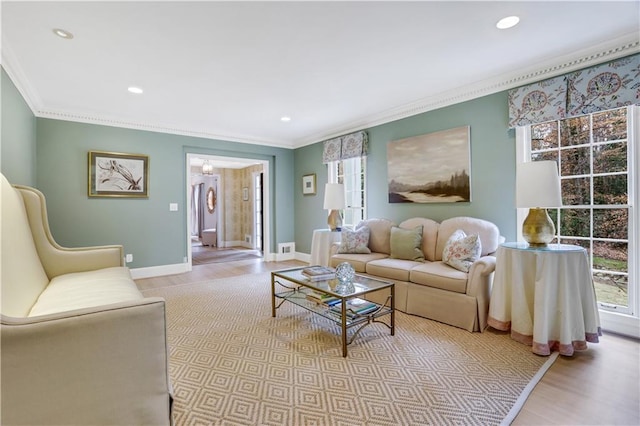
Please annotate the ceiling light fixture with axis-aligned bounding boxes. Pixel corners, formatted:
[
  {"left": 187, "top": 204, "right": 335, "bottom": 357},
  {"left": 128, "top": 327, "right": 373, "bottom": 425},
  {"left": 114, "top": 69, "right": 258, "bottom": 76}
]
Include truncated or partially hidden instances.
[
  {"left": 127, "top": 86, "right": 143, "bottom": 94},
  {"left": 202, "top": 160, "right": 214, "bottom": 175},
  {"left": 280, "top": 116, "right": 291, "bottom": 122},
  {"left": 496, "top": 16, "right": 520, "bottom": 30},
  {"left": 53, "top": 28, "right": 74, "bottom": 39}
]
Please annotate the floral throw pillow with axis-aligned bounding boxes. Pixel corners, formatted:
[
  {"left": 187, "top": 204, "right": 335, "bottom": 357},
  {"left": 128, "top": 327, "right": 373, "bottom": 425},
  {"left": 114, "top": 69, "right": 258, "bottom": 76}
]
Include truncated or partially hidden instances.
[
  {"left": 442, "top": 229, "right": 482, "bottom": 272},
  {"left": 338, "top": 226, "right": 371, "bottom": 254}
]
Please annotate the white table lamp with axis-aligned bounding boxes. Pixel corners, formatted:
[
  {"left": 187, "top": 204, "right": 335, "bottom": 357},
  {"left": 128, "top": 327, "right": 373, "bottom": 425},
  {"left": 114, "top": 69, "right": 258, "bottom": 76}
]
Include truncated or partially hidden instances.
[
  {"left": 516, "top": 161, "right": 562, "bottom": 246},
  {"left": 323, "top": 183, "right": 345, "bottom": 231}
]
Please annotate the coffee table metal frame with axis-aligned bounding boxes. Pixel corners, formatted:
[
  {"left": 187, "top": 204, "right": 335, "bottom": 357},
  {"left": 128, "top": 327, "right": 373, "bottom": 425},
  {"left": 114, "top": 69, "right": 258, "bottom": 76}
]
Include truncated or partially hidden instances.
[{"left": 271, "top": 266, "right": 395, "bottom": 357}]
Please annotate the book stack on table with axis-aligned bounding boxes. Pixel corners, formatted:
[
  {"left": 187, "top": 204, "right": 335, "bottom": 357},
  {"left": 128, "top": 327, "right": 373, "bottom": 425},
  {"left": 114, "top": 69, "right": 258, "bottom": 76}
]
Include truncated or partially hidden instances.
[
  {"left": 305, "top": 291, "right": 340, "bottom": 306},
  {"left": 330, "top": 298, "right": 378, "bottom": 318},
  {"left": 301, "top": 266, "right": 336, "bottom": 281}
]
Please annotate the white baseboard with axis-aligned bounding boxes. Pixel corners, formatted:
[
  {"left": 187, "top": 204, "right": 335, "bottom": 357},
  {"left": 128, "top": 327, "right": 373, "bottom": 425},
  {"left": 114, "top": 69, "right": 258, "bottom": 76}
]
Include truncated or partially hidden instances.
[
  {"left": 296, "top": 252, "right": 311, "bottom": 264},
  {"left": 600, "top": 310, "right": 640, "bottom": 338},
  {"left": 130, "top": 262, "right": 190, "bottom": 280}
]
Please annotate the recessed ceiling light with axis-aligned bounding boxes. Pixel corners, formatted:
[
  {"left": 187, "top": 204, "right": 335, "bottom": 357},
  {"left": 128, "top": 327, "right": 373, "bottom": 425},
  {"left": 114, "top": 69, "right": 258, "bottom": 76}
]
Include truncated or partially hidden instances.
[
  {"left": 496, "top": 16, "right": 520, "bottom": 30},
  {"left": 127, "top": 86, "right": 143, "bottom": 94},
  {"left": 280, "top": 116, "right": 291, "bottom": 122},
  {"left": 53, "top": 28, "right": 74, "bottom": 39}
]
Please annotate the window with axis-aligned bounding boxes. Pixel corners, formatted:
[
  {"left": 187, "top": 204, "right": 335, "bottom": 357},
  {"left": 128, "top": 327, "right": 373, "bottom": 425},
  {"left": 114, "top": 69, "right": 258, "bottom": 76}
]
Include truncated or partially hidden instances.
[
  {"left": 520, "top": 106, "right": 637, "bottom": 318},
  {"left": 328, "top": 157, "right": 367, "bottom": 227}
]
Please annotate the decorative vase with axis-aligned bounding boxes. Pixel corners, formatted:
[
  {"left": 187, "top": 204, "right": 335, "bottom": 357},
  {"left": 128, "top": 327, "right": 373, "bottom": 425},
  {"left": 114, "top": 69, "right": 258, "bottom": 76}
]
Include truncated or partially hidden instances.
[{"left": 334, "top": 262, "right": 355, "bottom": 294}]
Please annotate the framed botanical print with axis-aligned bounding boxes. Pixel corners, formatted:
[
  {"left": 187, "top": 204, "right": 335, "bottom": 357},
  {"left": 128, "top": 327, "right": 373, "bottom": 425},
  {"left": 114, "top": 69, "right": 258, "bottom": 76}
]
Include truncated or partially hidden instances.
[
  {"left": 88, "top": 151, "right": 149, "bottom": 198},
  {"left": 302, "top": 173, "right": 316, "bottom": 195}
]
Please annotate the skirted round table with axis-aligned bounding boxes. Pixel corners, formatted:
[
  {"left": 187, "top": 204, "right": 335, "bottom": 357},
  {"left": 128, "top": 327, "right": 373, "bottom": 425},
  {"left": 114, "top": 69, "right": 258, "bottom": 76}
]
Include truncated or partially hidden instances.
[{"left": 488, "top": 242, "right": 602, "bottom": 356}]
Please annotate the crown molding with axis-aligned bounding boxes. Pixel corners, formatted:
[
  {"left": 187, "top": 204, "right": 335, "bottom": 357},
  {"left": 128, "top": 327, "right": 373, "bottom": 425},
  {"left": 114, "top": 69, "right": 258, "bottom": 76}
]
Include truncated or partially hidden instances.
[
  {"left": 1, "top": 41, "right": 43, "bottom": 113},
  {"left": 3, "top": 32, "right": 638, "bottom": 150},
  {"left": 33, "top": 109, "right": 295, "bottom": 149},
  {"left": 295, "top": 33, "right": 640, "bottom": 148}
]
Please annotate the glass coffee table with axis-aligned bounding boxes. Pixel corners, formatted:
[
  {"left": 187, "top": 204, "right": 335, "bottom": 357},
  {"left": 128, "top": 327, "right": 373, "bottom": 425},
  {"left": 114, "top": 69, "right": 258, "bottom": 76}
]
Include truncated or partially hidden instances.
[{"left": 271, "top": 266, "right": 395, "bottom": 357}]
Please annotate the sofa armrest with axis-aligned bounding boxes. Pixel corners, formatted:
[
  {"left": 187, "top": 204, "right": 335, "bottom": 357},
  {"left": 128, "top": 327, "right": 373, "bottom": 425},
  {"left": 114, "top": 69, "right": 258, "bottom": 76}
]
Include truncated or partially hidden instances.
[
  {"left": 465, "top": 255, "right": 497, "bottom": 331},
  {"left": 1, "top": 298, "right": 172, "bottom": 426}
]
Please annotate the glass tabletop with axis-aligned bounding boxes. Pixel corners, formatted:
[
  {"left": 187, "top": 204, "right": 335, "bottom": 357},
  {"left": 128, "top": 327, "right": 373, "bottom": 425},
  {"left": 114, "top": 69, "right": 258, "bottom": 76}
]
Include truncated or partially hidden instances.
[
  {"left": 501, "top": 242, "right": 586, "bottom": 253},
  {"left": 272, "top": 267, "right": 393, "bottom": 297}
]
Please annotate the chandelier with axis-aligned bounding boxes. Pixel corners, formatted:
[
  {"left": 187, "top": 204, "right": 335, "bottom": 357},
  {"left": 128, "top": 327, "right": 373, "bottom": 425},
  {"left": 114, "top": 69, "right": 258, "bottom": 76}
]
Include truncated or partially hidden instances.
[{"left": 202, "top": 160, "right": 214, "bottom": 175}]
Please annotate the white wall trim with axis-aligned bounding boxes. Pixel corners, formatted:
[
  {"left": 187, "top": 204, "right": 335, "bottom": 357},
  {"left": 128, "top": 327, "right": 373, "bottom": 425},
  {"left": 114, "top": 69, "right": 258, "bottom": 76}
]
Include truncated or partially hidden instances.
[
  {"left": 600, "top": 311, "right": 640, "bottom": 339},
  {"left": 130, "top": 262, "right": 190, "bottom": 280},
  {"left": 4, "top": 33, "right": 637, "bottom": 149}
]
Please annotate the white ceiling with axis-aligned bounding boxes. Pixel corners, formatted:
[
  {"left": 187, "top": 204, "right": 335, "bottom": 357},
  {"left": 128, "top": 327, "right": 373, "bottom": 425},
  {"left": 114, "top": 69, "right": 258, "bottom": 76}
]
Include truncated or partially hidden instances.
[{"left": 2, "top": 1, "right": 639, "bottom": 149}]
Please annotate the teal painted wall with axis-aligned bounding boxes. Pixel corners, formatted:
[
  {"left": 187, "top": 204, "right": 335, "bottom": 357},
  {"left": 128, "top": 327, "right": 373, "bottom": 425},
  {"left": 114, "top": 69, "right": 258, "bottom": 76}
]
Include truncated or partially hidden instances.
[
  {"left": 1, "top": 68, "right": 37, "bottom": 186},
  {"left": 294, "top": 92, "right": 517, "bottom": 253},
  {"left": 35, "top": 119, "right": 295, "bottom": 268}
]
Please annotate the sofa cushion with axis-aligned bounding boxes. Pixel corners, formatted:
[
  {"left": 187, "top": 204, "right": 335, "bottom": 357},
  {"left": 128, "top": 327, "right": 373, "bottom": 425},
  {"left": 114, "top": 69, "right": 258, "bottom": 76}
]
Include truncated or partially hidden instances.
[
  {"left": 338, "top": 226, "right": 371, "bottom": 254},
  {"left": 442, "top": 229, "right": 481, "bottom": 272},
  {"left": 435, "top": 217, "right": 500, "bottom": 260},
  {"left": 28, "top": 267, "right": 143, "bottom": 317},
  {"left": 399, "top": 218, "right": 440, "bottom": 261},
  {"left": 329, "top": 253, "right": 388, "bottom": 273},
  {"left": 410, "top": 261, "right": 468, "bottom": 294},
  {"left": 366, "top": 258, "right": 422, "bottom": 282},
  {"left": 356, "top": 218, "right": 395, "bottom": 255},
  {"left": 390, "top": 225, "right": 424, "bottom": 261}
]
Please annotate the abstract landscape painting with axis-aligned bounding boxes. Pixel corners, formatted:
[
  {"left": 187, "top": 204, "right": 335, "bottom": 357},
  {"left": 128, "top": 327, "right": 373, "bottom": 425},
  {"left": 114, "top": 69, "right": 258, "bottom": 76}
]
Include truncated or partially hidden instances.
[{"left": 387, "top": 126, "right": 471, "bottom": 203}]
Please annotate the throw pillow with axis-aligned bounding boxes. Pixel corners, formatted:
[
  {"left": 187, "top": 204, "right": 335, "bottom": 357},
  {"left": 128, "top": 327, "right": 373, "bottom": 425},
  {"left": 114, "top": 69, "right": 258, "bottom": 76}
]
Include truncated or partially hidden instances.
[
  {"left": 337, "top": 226, "right": 371, "bottom": 254},
  {"left": 442, "top": 229, "right": 482, "bottom": 272},
  {"left": 390, "top": 226, "right": 425, "bottom": 261}
]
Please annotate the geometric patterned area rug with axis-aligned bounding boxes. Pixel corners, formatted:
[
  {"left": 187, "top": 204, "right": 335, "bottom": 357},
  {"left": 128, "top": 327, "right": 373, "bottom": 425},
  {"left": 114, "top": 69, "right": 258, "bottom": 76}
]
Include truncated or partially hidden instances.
[{"left": 142, "top": 273, "right": 557, "bottom": 426}]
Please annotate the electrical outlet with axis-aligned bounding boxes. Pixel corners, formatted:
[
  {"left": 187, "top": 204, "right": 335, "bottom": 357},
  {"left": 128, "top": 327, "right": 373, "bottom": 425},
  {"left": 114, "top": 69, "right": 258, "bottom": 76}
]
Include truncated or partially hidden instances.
[{"left": 125, "top": 254, "right": 133, "bottom": 263}]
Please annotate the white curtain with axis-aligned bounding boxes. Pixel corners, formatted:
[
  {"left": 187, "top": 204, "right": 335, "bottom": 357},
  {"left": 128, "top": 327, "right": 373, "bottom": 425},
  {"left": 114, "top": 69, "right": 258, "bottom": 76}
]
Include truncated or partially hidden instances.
[{"left": 191, "top": 183, "right": 205, "bottom": 237}]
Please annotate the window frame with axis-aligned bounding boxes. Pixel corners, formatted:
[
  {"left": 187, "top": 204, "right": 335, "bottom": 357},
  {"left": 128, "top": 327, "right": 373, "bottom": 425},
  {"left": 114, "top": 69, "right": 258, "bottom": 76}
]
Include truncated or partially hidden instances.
[
  {"left": 327, "top": 156, "right": 367, "bottom": 228},
  {"left": 516, "top": 105, "right": 638, "bottom": 333}
]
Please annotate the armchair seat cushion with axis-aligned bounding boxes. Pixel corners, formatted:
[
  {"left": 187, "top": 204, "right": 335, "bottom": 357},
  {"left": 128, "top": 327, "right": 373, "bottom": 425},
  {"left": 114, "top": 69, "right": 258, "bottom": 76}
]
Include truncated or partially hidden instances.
[
  {"left": 29, "top": 267, "right": 143, "bottom": 317},
  {"left": 410, "top": 261, "right": 468, "bottom": 294}
]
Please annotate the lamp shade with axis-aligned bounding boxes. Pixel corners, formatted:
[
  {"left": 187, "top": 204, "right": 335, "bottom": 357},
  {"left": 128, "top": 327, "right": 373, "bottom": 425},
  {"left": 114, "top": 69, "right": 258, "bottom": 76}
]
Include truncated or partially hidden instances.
[
  {"left": 323, "top": 183, "right": 345, "bottom": 210},
  {"left": 516, "top": 161, "right": 562, "bottom": 208}
]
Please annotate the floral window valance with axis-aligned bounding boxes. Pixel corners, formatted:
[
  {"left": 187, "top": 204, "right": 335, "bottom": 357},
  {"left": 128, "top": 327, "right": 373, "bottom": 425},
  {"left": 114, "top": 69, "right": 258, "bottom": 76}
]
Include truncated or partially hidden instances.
[
  {"left": 322, "top": 131, "right": 369, "bottom": 164},
  {"left": 508, "top": 53, "right": 639, "bottom": 128}
]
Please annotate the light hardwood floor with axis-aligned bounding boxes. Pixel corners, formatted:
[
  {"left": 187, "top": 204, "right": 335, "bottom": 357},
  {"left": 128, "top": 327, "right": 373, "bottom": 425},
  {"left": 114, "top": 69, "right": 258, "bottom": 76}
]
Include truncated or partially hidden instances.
[{"left": 136, "top": 258, "right": 640, "bottom": 425}]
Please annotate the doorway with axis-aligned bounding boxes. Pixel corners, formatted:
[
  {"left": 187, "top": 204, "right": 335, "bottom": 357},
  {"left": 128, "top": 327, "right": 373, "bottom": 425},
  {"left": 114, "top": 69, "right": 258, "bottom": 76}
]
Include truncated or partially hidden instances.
[{"left": 186, "top": 153, "right": 270, "bottom": 268}]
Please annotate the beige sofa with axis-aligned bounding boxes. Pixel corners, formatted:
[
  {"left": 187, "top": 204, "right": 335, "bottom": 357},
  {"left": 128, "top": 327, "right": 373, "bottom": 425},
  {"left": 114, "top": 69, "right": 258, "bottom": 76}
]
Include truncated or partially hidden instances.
[
  {"left": 329, "top": 217, "right": 502, "bottom": 332},
  {"left": 0, "top": 174, "right": 173, "bottom": 425}
]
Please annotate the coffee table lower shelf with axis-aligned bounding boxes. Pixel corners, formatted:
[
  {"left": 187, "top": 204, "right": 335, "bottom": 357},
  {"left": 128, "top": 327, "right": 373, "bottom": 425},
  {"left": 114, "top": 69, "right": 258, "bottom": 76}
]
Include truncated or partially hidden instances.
[{"left": 271, "top": 268, "right": 395, "bottom": 357}]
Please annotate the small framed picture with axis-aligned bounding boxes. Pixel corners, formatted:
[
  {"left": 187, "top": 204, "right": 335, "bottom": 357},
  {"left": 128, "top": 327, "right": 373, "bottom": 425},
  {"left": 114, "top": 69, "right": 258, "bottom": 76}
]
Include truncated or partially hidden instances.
[
  {"left": 242, "top": 187, "right": 249, "bottom": 201},
  {"left": 302, "top": 173, "right": 316, "bottom": 195},
  {"left": 88, "top": 151, "right": 149, "bottom": 198}
]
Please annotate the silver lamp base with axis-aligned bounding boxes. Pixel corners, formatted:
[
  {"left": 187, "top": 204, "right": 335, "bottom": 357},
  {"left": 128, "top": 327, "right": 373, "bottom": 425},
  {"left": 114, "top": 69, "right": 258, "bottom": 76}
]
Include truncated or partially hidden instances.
[{"left": 522, "top": 208, "right": 556, "bottom": 246}]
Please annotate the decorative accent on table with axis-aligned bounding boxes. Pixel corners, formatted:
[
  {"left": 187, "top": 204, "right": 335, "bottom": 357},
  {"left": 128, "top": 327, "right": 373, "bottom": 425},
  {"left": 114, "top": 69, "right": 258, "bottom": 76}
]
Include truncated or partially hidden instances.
[
  {"left": 302, "top": 173, "right": 316, "bottom": 195},
  {"left": 242, "top": 187, "right": 249, "bottom": 201},
  {"left": 334, "top": 262, "right": 355, "bottom": 294},
  {"left": 206, "top": 187, "right": 216, "bottom": 213},
  {"left": 88, "top": 151, "right": 149, "bottom": 198},
  {"left": 387, "top": 126, "right": 471, "bottom": 203}
]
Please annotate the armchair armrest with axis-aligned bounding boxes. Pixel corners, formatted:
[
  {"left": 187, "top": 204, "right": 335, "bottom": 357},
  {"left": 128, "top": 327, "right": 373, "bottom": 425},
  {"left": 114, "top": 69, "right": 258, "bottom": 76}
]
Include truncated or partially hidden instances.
[{"left": 1, "top": 298, "right": 172, "bottom": 425}]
